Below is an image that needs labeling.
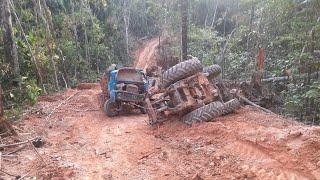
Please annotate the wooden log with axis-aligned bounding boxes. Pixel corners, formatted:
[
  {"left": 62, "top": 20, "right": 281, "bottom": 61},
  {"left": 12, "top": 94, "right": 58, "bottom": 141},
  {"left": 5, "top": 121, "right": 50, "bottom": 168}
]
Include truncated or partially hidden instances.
[
  {"left": 241, "top": 71, "right": 320, "bottom": 84},
  {"left": 237, "top": 95, "right": 275, "bottom": 114},
  {"left": 0, "top": 140, "right": 29, "bottom": 148},
  {"left": 45, "top": 91, "right": 80, "bottom": 122},
  {"left": 77, "top": 83, "right": 99, "bottom": 90}
]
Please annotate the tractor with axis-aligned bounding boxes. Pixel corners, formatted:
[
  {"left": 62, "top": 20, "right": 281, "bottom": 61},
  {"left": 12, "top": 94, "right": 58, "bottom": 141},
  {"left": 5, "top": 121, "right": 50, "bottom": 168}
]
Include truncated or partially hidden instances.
[
  {"left": 144, "top": 58, "right": 240, "bottom": 125},
  {"left": 100, "top": 66, "right": 148, "bottom": 117}
]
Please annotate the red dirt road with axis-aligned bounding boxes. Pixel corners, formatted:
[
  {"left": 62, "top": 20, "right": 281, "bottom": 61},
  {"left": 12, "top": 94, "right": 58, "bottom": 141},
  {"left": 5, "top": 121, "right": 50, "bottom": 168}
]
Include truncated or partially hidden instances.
[
  {"left": 135, "top": 38, "right": 159, "bottom": 71},
  {"left": 2, "top": 40, "right": 320, "bottom": 179}
]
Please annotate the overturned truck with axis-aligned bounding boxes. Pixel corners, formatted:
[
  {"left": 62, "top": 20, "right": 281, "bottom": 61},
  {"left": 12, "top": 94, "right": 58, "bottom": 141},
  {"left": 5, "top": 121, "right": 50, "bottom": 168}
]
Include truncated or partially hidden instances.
[
  {"left": 100, "top": 66, "right": 148, "bottom": 117},
  {"left": 145, "top": 58, "right": 240, "bottom": 125}
]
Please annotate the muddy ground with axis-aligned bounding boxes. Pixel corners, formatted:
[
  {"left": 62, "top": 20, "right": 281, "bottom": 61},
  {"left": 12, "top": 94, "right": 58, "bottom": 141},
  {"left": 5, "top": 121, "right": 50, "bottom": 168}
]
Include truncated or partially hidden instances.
[{"left": 1, "top": 40, "right": 320, "bottom": 180}]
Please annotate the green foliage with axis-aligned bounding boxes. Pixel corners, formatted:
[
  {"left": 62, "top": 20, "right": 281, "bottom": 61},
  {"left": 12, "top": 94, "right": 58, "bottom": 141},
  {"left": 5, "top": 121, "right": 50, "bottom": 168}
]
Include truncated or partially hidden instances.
[
  {"left": 1, "top": 0, "right": 319, "bottom": 123},
  {"left": 188, "top": 26, "right": 219, "bottom": 65},
  {"left": 3, "top": 77, "right": 42, "bottom": 120},
  {"left": 25, "top": 80, "right": 42, "bottom": 105},
  {"left": 1, "top": 0, "right": 167, "bottom": 119},
  {"left": 166, "top": 0, "right": 320, "bottom": 123}
]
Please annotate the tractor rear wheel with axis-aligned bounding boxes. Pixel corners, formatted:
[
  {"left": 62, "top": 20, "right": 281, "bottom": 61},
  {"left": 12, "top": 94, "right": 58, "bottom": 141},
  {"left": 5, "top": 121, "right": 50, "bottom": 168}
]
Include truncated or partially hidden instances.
[
  {"left": 182, "top": 101, "right": 224, "bottom": 125},
  {"left": 182, "top": 99, "right": 240, "bottom": 125},
  {"left": 161, "top": 58, "right": 203, "bottom": 88},
  {"left": 104, "top": 99, "right": 119, "bottom": 117}
]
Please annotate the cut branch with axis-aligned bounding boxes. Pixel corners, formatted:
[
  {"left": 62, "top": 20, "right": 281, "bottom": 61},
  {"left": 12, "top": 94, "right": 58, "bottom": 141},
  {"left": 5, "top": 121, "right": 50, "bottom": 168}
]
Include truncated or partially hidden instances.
[
  {"left": 237, "top": 95, "right": 275, "bottom": 114},
  {"left": 0, "top": 140, "right": 29, "bottom": 148},
  {"left": 45, "top": 91, "right": 80, "bottom": 122}
]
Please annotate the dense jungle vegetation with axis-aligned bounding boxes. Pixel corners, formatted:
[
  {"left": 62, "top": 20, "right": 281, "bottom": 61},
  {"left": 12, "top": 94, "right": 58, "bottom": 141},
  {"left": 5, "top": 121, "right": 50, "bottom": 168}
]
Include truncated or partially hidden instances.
[{"left": 0, "top": 0, "right": 319, "bottom": 123}]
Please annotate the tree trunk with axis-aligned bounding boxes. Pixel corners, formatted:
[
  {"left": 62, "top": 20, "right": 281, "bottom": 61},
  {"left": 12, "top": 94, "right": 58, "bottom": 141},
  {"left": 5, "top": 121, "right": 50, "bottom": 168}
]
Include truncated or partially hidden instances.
[
  {"left": 42, "top": 0, "right": 61, "bottom": 90},
  {"left": 204, "top": 12, "right": 208, "bottom": 27},
  {"left": 251, "top": 48, "right": 265, "bottom": 96},
  {"left": 80, "top": 0, "right": 91, "bottom": 64},
  {"left": 249, "top": 5, "right": 255, "bottom": 33},
  {"left": 42, "top": 0, "right": 70, "bottom": 87},
  {"left": 71, "top": 0, "right": 82, "bottom": 62},
  {"left": 247, "top": 4, "right": 255, "bottom": 52},
  {"left": 1, "top": 0, "right": 20, "bottom": 77},
  {"left": 123, "top": 0, "right": 131, "bottom": 64},
  {"left": 210, "top": 4, "right": 218, "bottom": 29},
  {"left": 37, "top": 0, "right": 60, "bottom": 91},
  {"left": 84, "top": 24, "right": 90, "bottom": 63},
  {"left": 180, "top": 0, "right": 188, "bottom": 61}
]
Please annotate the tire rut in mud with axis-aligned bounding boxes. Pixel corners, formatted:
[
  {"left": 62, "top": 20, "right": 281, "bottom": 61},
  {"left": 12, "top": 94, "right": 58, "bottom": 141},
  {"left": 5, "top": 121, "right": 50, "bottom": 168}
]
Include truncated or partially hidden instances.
[{"left": 229, "top": 140, "right": 311, "bottom": 180}]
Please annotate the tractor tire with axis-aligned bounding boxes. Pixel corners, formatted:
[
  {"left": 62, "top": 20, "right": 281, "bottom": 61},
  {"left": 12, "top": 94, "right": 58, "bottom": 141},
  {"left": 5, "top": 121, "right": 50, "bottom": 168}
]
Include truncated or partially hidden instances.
[
  {"left": 222, "top": 99, "right": 241, "bottom": 115},
  {"left": 203, "top": 64, "right": 222, "bottom": 79},
  {"left": 161, "top": 58, "right": 203, "bottom": 88},
  {"left": 182, "top": 99, "right": 241, "bottom": 125},
  {"left": 104, "top": 99, "right": 119, "bottom": 117},
  {"left": 182, "top": 101, "right": 224, "bottom": 125}
]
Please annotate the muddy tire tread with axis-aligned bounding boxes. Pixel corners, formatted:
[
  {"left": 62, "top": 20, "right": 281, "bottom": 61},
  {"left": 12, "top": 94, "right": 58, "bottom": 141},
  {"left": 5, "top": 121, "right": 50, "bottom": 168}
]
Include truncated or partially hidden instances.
[
  {"left": 183, "top": 101, "right": 224, "bottom": 124},
  {"left": 222, "top": 99, "right": 241, "bottom": 115},
  {"left": 104, "top": 99, "right": 118, "bottom": 117},
  {"left": 161, "top": 58, "right": 203, "bottom": 88},
  {"left": 183, "top": 99, "right": 241, "bottom": 125},
  {"left": 203, "top": 64, "right": 222, "bottom": 79}
]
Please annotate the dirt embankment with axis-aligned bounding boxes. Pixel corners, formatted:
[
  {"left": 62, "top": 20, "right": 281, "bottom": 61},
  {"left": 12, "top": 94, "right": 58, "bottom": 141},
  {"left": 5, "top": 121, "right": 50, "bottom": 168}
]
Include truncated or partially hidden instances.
[{"left": 2, "top": 39, "right": 320, "bottom": 180}]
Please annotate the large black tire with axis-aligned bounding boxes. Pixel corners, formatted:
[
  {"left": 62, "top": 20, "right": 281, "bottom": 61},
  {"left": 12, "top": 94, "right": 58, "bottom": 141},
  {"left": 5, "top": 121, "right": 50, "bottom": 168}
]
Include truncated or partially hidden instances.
[
  {"left": 182, "top": 99, "right": 241, "bottom": 125},
  {"left": 161, "top": 58, "right": 203, "bottom": 88},
  {"left": 203, "top": 64, "right": 222, "bottom": 79},
  {"left": 104, "top": 99, "right": 119, "bottom": 117},
  {"left": 222, "top": 99, "right": 241, "bottom": 115},
  {"left": 182, "top": 101, "right": 224, "bottom": 125}
]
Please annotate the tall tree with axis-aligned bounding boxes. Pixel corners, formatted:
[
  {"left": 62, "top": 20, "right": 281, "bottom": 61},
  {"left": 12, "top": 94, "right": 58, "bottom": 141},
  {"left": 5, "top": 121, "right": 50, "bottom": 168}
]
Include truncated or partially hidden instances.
[
  {"left": 37, "top": 0, "right": 60, "bottom": 90},
  {"left": 1, "top": 0, "right": 20, "bottom": 77},
  {"left": 80, "top": 0, "right": 91, "bottom": 64},
  {"left": 180, "top": 0, "right": 188, "bottom": 61},
  {"left": 123, "top": 0, "right": 132, "bottom": 63}
]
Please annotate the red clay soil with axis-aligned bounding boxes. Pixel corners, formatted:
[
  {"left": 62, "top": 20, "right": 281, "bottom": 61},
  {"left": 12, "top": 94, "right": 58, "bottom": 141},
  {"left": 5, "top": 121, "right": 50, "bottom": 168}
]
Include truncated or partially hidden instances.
[
  {"left": 1, "top": 40, "right": 320, "bottom": 180},
  {"left": 135, "top": 38, "right": 159, "bottom": 71}
]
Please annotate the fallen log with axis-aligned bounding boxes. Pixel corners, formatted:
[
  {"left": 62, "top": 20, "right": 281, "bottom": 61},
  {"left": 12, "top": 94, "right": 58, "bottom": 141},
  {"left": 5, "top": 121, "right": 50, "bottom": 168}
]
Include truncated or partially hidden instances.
[
  {"left": 5, "top": 145, "right": 27, "bottom": 155},
  {"left": 241, "top": 71, "right": 320, "bottom": 84},
  {"left": 45, "top": 91, "right": 80, "bottom": 121},
  {"left": 0, "top": 140, "right": 29, "bottom": 148},
  {"left": 237, "top": 95, "right": 275, "bottom": 114}
]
